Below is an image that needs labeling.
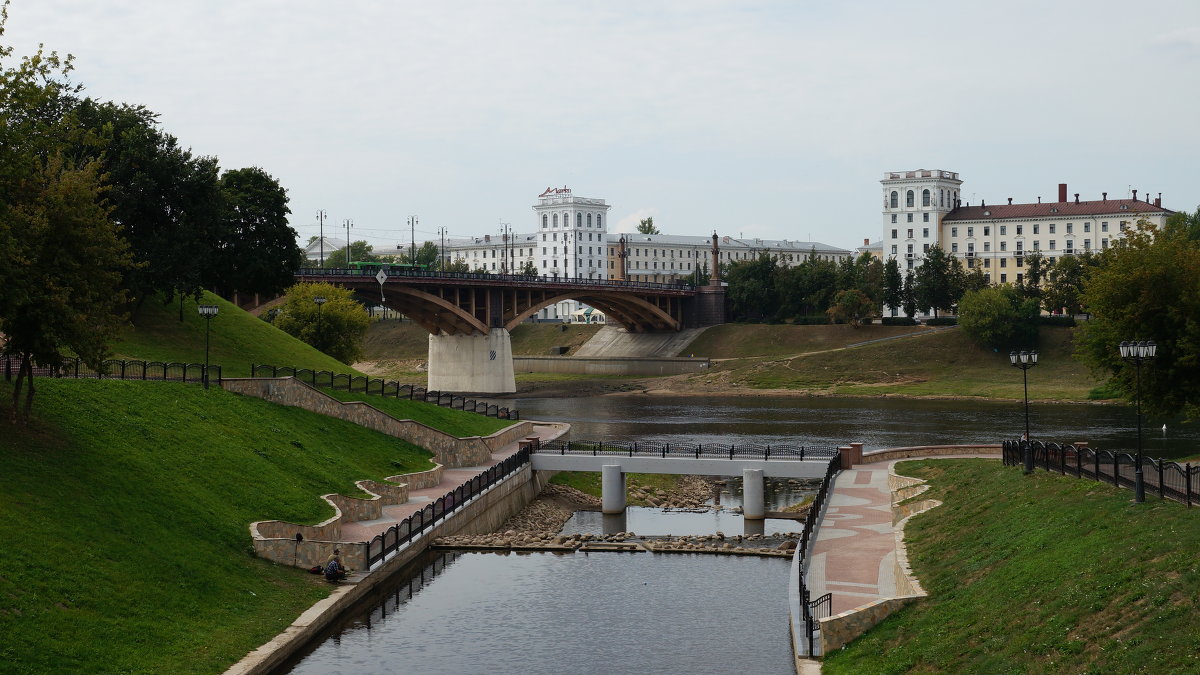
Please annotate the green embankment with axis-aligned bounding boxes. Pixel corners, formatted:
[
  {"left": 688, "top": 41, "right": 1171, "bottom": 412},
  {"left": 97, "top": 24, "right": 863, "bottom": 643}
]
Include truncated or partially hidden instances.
[
  {"left": 113, "top": 292, "right": 354, "bottom": 377},
  {"left": 697, "top": 325, "right": 1105, "bottom": 401},
  {"left": 824, "top": 459, "right": 1200, "bottom": 674},
  {"left": 684, "top": 323, "right": 932, "bottom": 359},
  {"left": 0, "top": 379, "right": 435, "bottom": 673},
  {"left": 318, "top": 387, "right": 511, "bottom": 438}
]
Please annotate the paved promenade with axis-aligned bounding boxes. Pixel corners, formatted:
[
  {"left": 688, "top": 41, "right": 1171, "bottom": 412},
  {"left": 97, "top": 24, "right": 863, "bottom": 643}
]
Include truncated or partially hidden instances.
[{"left": 339, "top": 422, "right": 568, "bottom": 543}]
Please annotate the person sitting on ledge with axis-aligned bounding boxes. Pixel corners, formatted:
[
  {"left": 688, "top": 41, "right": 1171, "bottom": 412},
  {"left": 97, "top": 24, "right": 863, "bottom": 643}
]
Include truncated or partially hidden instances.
[{"left": 324, "top": 549, "right": 347, "bottom": 582}]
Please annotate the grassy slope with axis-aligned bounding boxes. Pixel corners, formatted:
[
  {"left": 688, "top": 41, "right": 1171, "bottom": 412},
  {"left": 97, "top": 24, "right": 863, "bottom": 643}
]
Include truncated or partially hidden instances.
[
  {"left": 824, "top": 459, "right": 1200, "bottom": 674},
  {"left": 113, "top": 292, "right": 353, "bottom": 377},
  {"left": 318, "top": 387, "right": 511, "bottom": 438},
  {"left": 508, "top": 323, "right": 603, "bottom": 355},
  {"left": 0, "top": 379, "right": 434, "bottom": 673},
  {"left": 702, "top": 326, "right": 1104, "bottom": 401},
  {"left": 684, "top": 323, "right": 931, "bottom": 359}
]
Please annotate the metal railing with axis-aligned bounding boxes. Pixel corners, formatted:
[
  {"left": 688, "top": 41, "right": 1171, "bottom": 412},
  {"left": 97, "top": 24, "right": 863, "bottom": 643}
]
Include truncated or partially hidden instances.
[
  {"left": 249, "top": 364, "right": 518, "bottom": 420},
  {"left": 797, "top": 452, "right": 842, "bottom": 655},
  {"left": 1002, "top": 440, "right": 1199, "bottom": 507},
  {"left": 297, "top": 267, "right": 695, "bottom": 292},
  {"left": 2, "top": 356, "right": 220, "bottom": 386},
  {"left": 533, "top": 439, "right": 839, "bottom": 461},
  {"left": 365, "top": 447, "right": 531, "bottom": 568}
]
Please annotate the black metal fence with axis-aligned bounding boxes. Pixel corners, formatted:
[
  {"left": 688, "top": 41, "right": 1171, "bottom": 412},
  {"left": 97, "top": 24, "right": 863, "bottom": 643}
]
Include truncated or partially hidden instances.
[
  {"left": 1002, "top": 440, "right": 1199, "bottom": 507},
  {"left": 2, "top": 356, "right": 220, "bottom": 385},
  {"left": 797, "top": 453, "right": 841, "bottom": 655},
  {"left": 534, "top": 439, "right": 839, "bottom": 461},
  {"left": 249, "top": 364, "right": 518, "bottom": 420},
  {"left": 365, "top": 447, "right": 531, "bottom": 568}
]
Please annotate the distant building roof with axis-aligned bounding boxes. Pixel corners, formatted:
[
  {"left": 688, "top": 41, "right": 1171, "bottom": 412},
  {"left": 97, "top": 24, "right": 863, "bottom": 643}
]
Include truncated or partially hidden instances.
[{"left": 944, "top": 198, "right": 1171, "bottom": 222}]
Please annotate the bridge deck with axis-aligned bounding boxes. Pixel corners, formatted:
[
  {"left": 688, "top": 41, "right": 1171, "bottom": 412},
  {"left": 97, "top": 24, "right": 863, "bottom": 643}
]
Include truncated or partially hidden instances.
[{"left": 530, "top": 451, "right": 834, "bottom": 479}]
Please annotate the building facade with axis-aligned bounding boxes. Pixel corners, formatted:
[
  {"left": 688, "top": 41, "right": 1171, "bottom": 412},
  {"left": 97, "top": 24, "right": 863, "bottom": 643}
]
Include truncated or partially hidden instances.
[
  {"left": 609, "top": 234, "right": 850, "bottom": 283},
  {"left": 881, "top": 169, "right": 1173, "bottom": 315}
]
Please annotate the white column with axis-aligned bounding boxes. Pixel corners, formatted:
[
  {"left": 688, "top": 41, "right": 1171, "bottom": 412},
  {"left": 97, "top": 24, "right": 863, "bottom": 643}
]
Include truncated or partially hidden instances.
[
  {"left": 742, "top": 468, "right": 765, "bottom": 520},
  {"left": 601, "top": 465, "right": 626, "bottom": 514}
]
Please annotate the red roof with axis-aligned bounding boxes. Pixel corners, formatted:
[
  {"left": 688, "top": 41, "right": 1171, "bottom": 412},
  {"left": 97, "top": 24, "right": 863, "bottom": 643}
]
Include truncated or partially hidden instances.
[{"left": 943, "top": 199, "right": 1171, "bottom": 222}]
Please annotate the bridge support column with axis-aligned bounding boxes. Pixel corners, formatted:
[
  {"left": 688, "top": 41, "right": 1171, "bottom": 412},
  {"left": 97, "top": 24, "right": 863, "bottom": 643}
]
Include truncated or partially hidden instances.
[
  {"left": 742, "top": 468, "right": 765, "bottom": 520},
  {"left": 427, "top": 328, "right": 515, "bottom": 394},
  {"left": 601, "top": 465, "right": 626, "bottom": 514}
]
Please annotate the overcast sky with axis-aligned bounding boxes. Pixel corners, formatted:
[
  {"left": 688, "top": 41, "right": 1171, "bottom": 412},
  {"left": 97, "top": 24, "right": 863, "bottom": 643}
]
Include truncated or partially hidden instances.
[{"left": 6, "top": 1, "right": 1199, "bottom": 251}]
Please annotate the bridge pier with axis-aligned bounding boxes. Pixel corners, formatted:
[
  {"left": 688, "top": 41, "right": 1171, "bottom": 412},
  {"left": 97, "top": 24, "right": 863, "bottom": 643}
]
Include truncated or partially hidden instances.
[
  {"left": 427, "top": 328, "right": 516, "bottom": 394},
  {"left": 742, "top": 468, "right": 765, "bottom": 520},
  {"left": 601, "top": 465, "right": 626, "bottom": 514}
]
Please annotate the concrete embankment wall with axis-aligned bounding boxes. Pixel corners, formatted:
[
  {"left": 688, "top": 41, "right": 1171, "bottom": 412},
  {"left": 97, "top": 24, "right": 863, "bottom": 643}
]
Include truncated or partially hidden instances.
[
  {"left": 221, "top": 377, "right": 532, "bottom": 468},
  {"left": 228, "top": 465, "right": 553, "bottom": 675},
  {"left": 513, "top": 355, "right": 709, "bottom": 376}
]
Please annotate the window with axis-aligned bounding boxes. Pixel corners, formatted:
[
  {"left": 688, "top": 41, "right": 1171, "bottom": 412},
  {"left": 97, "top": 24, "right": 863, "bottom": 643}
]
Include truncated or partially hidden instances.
[
  {"left": 1049, "top": 240, "right": 1056, "bottom": 250},
  {"left": 1016, "top": 240, "right": 1023, "bottom": 251},
  {"left": 541, "top": 233, "right": 547, "bottom": 241},
  {"left": 542, "top": 215, "right": 548, "bottom": 228},
  {"left": 923, "top": 213, "right": 930, "bottom": 222},
  {"left": 984, "top": 226, "right": 990, "bottom": 236},
  {"left": 1001, "top": 273, "right": 1007, "bottom": 283},
  {"left": 1120, "top": 220, "right": 1128, "bottom": 231},
  {"left": 891, "top": 229, "right": 898, "bottom": 239},
  {"left": 891, "top": 214, "right": 897, "bottom": 223},
  {"left": 1033, "top": 224, "right": 1039, "bottom": 234},
  {"left": 967, "top": 243, "right": 975, "bottom": 253},
  {"left": 890, "top": 191, "right": 898, "bottom": 208},
  {"left": 1000, "top": 225, "right": 1007, "bottom": 236},
  {"left": 1033, "top": 240, "right": 1040, "bottom": 250},
  {"left": 542, "top": 246, "right": 546, "bottom": 254},
  {"left": 984, "top": 258, "right": 991, "bottom": 268},
  {"left": 1102, "top": 221, "right": 1109, "bottom": 232},
  {"left": 922, "top": 189, "right": 930, "bottom": 206},
  {"left": 906, "top": 190, "right": 914, "bottom": 207},
  {"left": 577, "top": 213, "right": 583, "bottom": 227},
  {"left": 891, "top": 245, "right": 897, "bottom": 255},
  {"left": 967, "top": 226, "right": 974, "bottom": 237},
  {"left": 907, "top": 229, "right": 914, "bottom": 238},
  {"left": 940, "top": 189, "right": 945, "bottom": 206},
  {"left": 1000, "top": 256, "right": 1007, "bottom": 267},
  {"left": 1102, "top": 238, "right": 1109, "bottom": 249},
  {"left": 951, "top": 243, "right": 958, "bottom": 253},
  {"left": 907, "top": 244, "right": 914, "bottom": 253},
  {"left": 1084, "top": 239, "right": 1091, "bottom": 250},
  {"left": 924, "top": 243, "right": 930, "bottom": 253},
  {"left": 1066, "top": 241, "right": 1074, "bottom": 252},
  {"left": 1084, "top": 222, "right": 1091, "bottom": 233},
  {"left": 552, "top": 233, "right": 557, "bottom": 241},
  {"left": 1049, "top": 224, "right": 1056, "bottom": 234},
  {"left": 553, "top": 247, "right": 557, "bottom": 254},
  {"left": 1016, "top": 225, "right": 1023, "bottom": 235},
  {"left": 907, "top": 259, "right": 914, "bottom": 270},
  {"left": 922, "top": 228, "right": 929, "bottom": 238},
  {"left": 1000, "top": 241, "right": 1007, "bottom": 252},
  {"left": 907, "top": 213, "right": 913, "bottom": 223},
  {"left": 1066, "top": 223, "right": 1074, "bottom": 234},
  {"left": 587, "top": 213, "right": 592, "bottom": 227},
  {"left": 984, "top": 241, "right": 991, "bottom": 252},
  {"left": 967, "top": 258, "right": 975, "bottom": 268},
  {"left": 951, "top": 227, "right": 958, "bottom": 237},
  {"left": 1017, "top": 273, "right": 1024, "bottom": 284}
]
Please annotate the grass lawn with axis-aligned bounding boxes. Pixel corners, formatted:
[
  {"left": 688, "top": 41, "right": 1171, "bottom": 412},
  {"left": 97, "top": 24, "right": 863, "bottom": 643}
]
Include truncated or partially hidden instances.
[
  {"left": 317, "top": 386, "right": 514, "bottom": 438},
  {"left": 113, "top": 292, "right": 353, "bottom": 377},
  {"left": 682, "top": 323, "right": 931, "bottom": 359},
  {"left": 508, "top": 323, "right": 603, "bottom": 355},
  {"left": 823, "top": 459, "right": 1200, "bottom": 674},
  {"left": 0, "top": 378, "right": 434, "bottom": 673},
  {"left": 724, "top": 326, "right": 1104, "bottom": 401}
]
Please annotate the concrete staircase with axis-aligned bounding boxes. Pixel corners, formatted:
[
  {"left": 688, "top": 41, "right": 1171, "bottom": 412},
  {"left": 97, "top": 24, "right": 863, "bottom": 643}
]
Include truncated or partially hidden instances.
[{"left": 574, "top": 325, "right": 709, "bottom": 358}]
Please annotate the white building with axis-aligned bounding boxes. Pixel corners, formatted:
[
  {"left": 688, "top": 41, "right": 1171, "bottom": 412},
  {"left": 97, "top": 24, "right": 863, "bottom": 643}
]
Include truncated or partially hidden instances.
[
  {"left": 881, "top": 169, "right": 1174, "bottom": 315},
  {"left": 611, "top": 234, "right": 850, "bottom": 283}
]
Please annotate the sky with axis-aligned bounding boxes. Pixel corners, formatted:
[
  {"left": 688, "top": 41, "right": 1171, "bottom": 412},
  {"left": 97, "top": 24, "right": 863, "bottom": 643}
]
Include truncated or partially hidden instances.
[{"left": 5, "top": 1, "right": 1199, "bottom": 252}]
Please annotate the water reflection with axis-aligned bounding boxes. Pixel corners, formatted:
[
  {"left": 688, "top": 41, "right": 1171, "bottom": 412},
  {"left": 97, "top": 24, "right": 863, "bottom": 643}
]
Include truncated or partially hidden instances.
[
  {"left": 511, "top": 395, "right": 1199, "bottom": 459},
  {"left": 563, "top": 507, "right": 800, "bottom": 537}
]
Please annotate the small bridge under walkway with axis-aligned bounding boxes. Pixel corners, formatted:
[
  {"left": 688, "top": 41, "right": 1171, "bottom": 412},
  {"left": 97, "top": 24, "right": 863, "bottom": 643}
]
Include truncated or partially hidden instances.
[{"left": 529, "top": 440, "right": 846, "bottom": 519}]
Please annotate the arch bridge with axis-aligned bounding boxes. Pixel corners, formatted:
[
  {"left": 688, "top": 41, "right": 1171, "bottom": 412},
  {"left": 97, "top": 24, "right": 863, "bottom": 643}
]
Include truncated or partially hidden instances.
[{"left": 293, "top": 268, "right": 726, "bottom": 393}]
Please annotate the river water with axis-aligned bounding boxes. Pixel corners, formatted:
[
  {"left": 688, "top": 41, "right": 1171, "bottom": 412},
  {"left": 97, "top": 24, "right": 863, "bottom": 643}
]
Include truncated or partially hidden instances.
[{"left": 282, "top": 395, "right": 1198, "bottom": 675}]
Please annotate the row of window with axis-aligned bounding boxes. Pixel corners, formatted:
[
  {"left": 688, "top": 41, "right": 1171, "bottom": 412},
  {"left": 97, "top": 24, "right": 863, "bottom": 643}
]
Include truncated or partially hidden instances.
[
  {"left": 895, "top": 238, "right": 1109, "bottom": 258},
  {"left": 541, "top": 213, "right": 604, "bottom": 229},
  {"left": 890, "top": 212, "right": 931, "bottom": 223},
  {"left": 948, "top": 221, "right": 1127, "bottom": 238},
  {"left": 888, "top": 188, "right": 959, "bottom": 209}
]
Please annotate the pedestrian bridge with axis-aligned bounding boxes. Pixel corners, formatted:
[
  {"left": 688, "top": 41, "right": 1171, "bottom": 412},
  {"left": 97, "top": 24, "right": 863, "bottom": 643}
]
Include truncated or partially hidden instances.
[{"left": 529, "top": 440, "right": 843, "bottom": 518}]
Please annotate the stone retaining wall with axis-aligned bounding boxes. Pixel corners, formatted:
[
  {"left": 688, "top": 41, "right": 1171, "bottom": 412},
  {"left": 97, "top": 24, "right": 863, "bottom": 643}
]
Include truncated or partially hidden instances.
[
  {"left": 390, "top": 465, "right": 442, "bottom": 490},
  {"left": 221, "top": 377, "right": 530, "bottom": 468},
  {"left": 512, "top": 355, "right": 710, "bottom": 376}
]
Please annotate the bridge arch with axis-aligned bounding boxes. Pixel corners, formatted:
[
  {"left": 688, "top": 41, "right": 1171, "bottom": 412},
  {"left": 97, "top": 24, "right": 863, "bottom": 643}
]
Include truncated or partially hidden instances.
[
  {"left": 355, "top": 286, "right": 489, "bottom": 336},
  {"left": 504, "top": 291, "right": 680, "bottom": 333}
]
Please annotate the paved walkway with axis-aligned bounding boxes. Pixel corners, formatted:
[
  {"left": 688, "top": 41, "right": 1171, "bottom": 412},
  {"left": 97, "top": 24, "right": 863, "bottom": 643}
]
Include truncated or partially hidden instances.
[
  {"left": 806, "top": 454, "right": 997, "bottom": 617},
  {"left": 339, "top": 422, "right": 568, "bottom": 543}
]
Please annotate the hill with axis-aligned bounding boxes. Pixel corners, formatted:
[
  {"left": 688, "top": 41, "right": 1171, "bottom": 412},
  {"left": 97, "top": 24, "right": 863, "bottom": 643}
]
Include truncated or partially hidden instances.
[{"left": 0, "top": 378, "right": 435, "bottom": 673}]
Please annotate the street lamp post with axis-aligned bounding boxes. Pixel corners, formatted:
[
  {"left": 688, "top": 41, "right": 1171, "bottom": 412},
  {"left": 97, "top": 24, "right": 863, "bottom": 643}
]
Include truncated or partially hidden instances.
[
  {"left": 198, "top": 304, "right": 219, "bottom": 389},
  {"left": 1120, "top": 340, "right": 1157, "bottom": 503},
  {"left": 1010, "top": 349, "right": 1038, "bottom": 473},
  {"left": 314, "top": 296, "right": 327, "bottom": 352}
]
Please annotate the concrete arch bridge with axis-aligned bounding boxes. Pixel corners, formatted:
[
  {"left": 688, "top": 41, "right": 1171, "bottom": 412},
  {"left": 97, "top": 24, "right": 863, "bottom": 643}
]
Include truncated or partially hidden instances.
[{"left": 294, "top": 268, "right": 726, "bottom": 393}]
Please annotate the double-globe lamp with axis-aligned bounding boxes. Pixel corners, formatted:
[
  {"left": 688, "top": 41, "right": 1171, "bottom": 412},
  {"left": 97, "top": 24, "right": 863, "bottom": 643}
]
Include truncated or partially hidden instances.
[
  {"left": 1120, "top": 340, "right": 1156, "bottom": 503},
  {"left": 1009, "top": 350, "right": 1038, "bottom": 473},
  {"left": 198, "top": 304, "right": 219, "bottom": 389}
]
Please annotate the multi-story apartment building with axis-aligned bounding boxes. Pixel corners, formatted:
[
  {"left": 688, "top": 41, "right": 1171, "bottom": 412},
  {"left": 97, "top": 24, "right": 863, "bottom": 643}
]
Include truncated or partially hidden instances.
[
  {"left": 609, "top": 234, "right": 850, "bottom": 283},
  {"left": 881, "top": 169, "right": 1174, "bottom": 315}
]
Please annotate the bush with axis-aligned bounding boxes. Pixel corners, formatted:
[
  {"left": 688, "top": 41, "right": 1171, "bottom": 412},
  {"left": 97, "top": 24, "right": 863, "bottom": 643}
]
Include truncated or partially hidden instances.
[
  {"left": 958, "top": 286, "right": 1040, "bottom": 350},
  {"left": 925, "top": 317, "right": 958, "bottom": 326},
  {"left": 881, "top": 317, "right": 918, "bottom": 326},
  {"left": 1039, "top": 315, "right": 1077, "bottom": 328}
]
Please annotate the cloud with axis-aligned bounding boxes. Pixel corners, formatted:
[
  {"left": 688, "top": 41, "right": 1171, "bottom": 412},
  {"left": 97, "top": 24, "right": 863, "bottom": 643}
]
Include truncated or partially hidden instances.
[{"left": 614, "top": 208, "right": 659, "bottom": 234}]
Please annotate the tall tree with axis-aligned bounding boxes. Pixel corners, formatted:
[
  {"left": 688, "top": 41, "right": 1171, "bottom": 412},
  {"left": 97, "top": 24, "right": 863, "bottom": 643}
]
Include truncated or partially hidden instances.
[
  {"left": 958, "top": 286, "right": 1040, "bottom": 350},
  {"left": 725, "top": 253, "right": 778, "bottom": 322},
  {"left": 636, "top": 217, "right": 660, "bottom": 235},
  {"left": 321, "top": 241, "right": 378, "bottom": 268},
  {"left": 1043, "top": 254, "right": 1089, "bottom": 315},
  {"left": 273, "top": 283, "right": 370, "bottom": 364},
  {"left": 1021, "top": 252, "right": 1048, "bottom": 303},
  {"left": 902, "top": 270, "right": 917, "bottom": 318},
  {"left": 914, "top": 245, "right": 955, "bottom": 316},
  {"left": 882, "top": 258, "right": 904, "bottom": 313},
  {"left": 208, "top": 166, "right": 301, "bottom": 298},
  {"left": 826, "top": 289, "right": 874, "bottom": 327}
]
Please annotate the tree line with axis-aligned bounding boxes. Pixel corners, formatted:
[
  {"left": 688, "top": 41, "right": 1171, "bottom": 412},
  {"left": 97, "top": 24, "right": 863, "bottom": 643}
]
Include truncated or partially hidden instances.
[{"left": 0, "top": 13, "right": 301, "bottom": 423}]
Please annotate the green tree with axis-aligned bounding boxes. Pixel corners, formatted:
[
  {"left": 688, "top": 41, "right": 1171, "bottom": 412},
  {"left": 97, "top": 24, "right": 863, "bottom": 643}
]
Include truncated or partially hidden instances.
[
  {"left": 321, "top": 240, "right": 378, "bottom": 268},
  {"left": 882, "top": 258, "right": 903, "bottom": 313},
  {"left": 1021, "top": 252, "right": 1048, "bottom": 303},
  {"left": 1165, "top": 205, "right": 1200, "bottom": 241},
  {"left": 826, "top": 289, "right": 875, "bottom": 327},
  {"left": 859, "top": 255, "right": 884, "bottom": 308},
  {"left": 445, "top": 256, "right": 471, "bottom": 273},
  {"left": 902, "top": 270, "right": 917, "bottom": 318},
  {"left": 958, "top": 286, "right": 1040, "bottom": 350},
  {"left": 636, "top": 217, "right": 660, "bottom": 235},
  {"left": 688, "top": 260, "right": 711, "bottom": 287},
  {"left": 725, "top": 253, "right": 778, "bottom": 322},
  {"left": 914, "top": 245, "right": 956, "bottom": 316},
  {"left": 398, "top": 241, "right": 440, "bottom": 268},
  {"left": 1043, "top": 254, "right": 1089, "bottom": 315},
  {"left": 209, "top": 166, "right": 302, "bottom": 298},
  {"left": 1075, "top": 223, "right": 1200, "bottom": 416},
  {"left": 962, "top": 265, "right": 990, "bottom": 294},
  {"left": 519, "top": 260, "right": 538, "bottom": 276},
  {"left": 274, "top": 283, "right": 369, "bottom": 364}
]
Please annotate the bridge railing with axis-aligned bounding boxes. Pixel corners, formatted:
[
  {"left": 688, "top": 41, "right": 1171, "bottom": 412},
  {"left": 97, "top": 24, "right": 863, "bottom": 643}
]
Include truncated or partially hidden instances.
[
  {"left": 534, "top": 439, "right": 839, "bottom": 461},
  {"left": 296, "top": 267, "right": 695, "bottom": 292},
  {"left": 249, "top": 364, "right": 518, "bottom": 420},
  {"left": 1002, "top": 440, "right": 1198, "bottom": 506},
  {"left": 365, "top": 447, "right": 531, "bottom": 569}
]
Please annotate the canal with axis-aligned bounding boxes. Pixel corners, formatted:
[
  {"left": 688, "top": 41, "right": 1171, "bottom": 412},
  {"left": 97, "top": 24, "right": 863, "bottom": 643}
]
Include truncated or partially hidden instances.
[{"left": 281, "top": 395, "right": 1199, "bottom": 674}]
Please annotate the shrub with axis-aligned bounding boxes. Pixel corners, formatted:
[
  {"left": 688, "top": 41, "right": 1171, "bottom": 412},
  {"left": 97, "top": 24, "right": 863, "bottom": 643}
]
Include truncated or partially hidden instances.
[
  {"left": 1038, "top": 315, "right": 1077, "bottom": 328},
  {"left": 958, "top": 286, "right": 1040, "bottom": 350},
  {"left": 925, "top": 317, "right": 959, "bottom": 326},
  {"left": 881, "top": 317, "right": 918, "bottom": 326}
]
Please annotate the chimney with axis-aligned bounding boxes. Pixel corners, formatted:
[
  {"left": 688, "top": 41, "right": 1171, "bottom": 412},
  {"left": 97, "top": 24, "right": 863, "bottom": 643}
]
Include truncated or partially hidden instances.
[
  {"left": 1058, "top": 183, "right": 1068, "bottom": 203},
  {"left": 1103, "top": 192, "right": 1107, "bottom": 201},
  {"left": 1156, "top": 193, "right": 1162, "bottom": 207},
  {"left": 1074, "top": 193, "right": 1080, "bottom": 203},
  {"left": 484, "top": 234, "right": 491, "bottom": 242},
  {"left": 1038, "top": 196, "right": 1042, "bottom": 204},
  {"left": 1008, "top": 197, "right": 1013, "bottom": 205},
  {"left": 1132, "top": 189, "right": 1138, "bottom": 201},
  {"left": 863, "top": 238, "right": 870, "bottom": 246},
  {"left": 981, "top": 199, "right": 986, "bottom": 207}
]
